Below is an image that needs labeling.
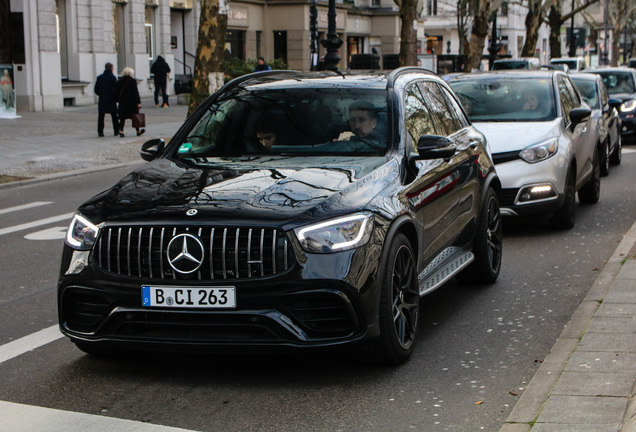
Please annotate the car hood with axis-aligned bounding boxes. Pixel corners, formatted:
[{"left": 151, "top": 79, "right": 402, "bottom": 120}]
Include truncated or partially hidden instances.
[
  {"left": 79, "top": 157, "right": 398, "bottom": 228},
  {"left": 473, "top": 119, "right": 562, "bottom": 153}
]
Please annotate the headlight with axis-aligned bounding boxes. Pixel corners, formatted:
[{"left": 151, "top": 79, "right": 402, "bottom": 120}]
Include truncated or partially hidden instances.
[
  {"left": 620, "top": 99, "right": 636, "bottom": 113},
  {"left": 294, "top": 213, "right": 374, "bottom": 253},
  {"left": 519, "top": 138, "right": 558, "bottom": 163},
  {"left": 65, "top": 213, "right": 99, "bottom": 250}
]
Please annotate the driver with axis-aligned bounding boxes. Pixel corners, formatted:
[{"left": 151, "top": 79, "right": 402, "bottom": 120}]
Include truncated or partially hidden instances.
[{"left": 335, "top": 100, "right": 385, "bottom": 150}]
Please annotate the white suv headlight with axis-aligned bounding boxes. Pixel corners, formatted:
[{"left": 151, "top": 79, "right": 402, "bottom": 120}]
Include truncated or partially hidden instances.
[
  {"left": 519, "top": 138, "right": 558, "bottom": 164},
  {"left": 620, "top": 99, "right": 636, "bottom": 113},
  {"left": 66, "top": 213, "right": 99, "bottom": 250},
  {"left": 294, "top": 213, "right": 374, "bottom": 253}
]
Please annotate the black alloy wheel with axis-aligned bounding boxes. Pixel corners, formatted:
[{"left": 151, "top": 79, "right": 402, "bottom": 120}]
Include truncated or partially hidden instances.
[
  {"left": 551, "top": 166, "right": 576, "bottom": 229},
  {"left": 579, "top": 148, "right": 601, "bottom": 204},
  {"left": 377, "top": 233, "right": 419, "bottom": 364},
  {"left": 610, "top": 134, "right": 622, "bottom": 166},
  {"left": 457, "top": 187, "right": 502, "bottom": 284},
  {"left": 600, "top": 141, "right": 610, "bottom": 177}
]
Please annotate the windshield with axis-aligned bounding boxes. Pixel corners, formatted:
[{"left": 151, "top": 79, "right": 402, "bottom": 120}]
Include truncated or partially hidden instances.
[
  {"left": 174, "top": 87, "right": 388, "bottom": 160},
  {"left": 572, "top": 79, "right": 599, "bottom": 109},
  {"left": 449, "top": 77, "right": 556, "bottom": 122},
  {"left": 595, "top": 71, "right": 635, "bottom": 95},
  {"left": 492, "top": 61, "right": 529, "bottom": 70}
]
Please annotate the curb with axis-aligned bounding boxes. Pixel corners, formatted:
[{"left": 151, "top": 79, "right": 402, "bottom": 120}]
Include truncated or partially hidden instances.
[{"left": 500, "top": 217, "right": 636, "bottom": 432}]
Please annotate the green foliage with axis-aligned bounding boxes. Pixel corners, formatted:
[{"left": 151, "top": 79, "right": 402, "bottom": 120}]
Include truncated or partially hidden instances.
[{"left": 222, "top": 58, "right": 288, "bottom": 81}]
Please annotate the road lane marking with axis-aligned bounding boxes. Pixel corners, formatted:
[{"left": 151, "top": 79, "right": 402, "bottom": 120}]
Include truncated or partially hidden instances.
[
  {"left": 24, "top": 226, "right": 67, "bottom": 241},
  {"left": 0, "top": 326, "right": 64, "bottom": 365},
  {"left": 0, "top": 401, "right": 202, "bottom": 432},
  {"left": 0, "top": 212, "right": 74, "bottom": 237},
  {"left": 0, "top": 201, "right": 52, "bottom": 215}
]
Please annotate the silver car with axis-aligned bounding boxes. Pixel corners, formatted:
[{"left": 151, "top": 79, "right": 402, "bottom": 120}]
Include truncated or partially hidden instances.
[
  {"left": 449, "top": 71, "right": 600, "bottom": 229},
  {"left": 571, "top": 73, "right": 623, "bottom": 176}
]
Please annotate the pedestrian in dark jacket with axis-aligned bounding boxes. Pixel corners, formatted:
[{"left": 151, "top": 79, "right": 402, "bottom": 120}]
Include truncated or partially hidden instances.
[
  {"left": 116, "top": 67, "right": 144, "bottom": 137},
  {"left": 150, "top": 55, "right": 171, "bottom": 107},
  {"left": 94, "top": 62, "right": 118, "bottom": 137}
]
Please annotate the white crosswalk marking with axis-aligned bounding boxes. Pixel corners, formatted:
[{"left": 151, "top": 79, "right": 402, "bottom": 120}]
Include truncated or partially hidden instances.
[
  {"left": 0, "top": 401, "right": 201, "bottom": 432},
  {"left": 0, "top": 201, "right": 52, "bottom": 215},
  {"left": 0, "top": 212, "right": 74, "bottom": 236}
]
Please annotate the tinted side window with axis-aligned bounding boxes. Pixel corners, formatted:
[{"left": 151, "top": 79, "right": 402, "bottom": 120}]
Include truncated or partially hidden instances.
[
  {"left": 437, "top": 84, "right": 469, "bottom": 130},
  {"left": 558, "top": 77, "right": 576, "bottom": 123},
  {"left": 417, "top": 81, "right": 461, "bottom": 136},
  {"left": 404, "top": 83, "right": 437, "bottom": 148}
]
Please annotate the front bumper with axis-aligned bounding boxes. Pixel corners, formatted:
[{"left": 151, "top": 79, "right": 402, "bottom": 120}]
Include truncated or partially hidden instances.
[
  {"left": 493, "top": 154, "right": 568, "bottom": 217},
  {"left": 58, "top": 233, "right": 384, "bottom": 352}
]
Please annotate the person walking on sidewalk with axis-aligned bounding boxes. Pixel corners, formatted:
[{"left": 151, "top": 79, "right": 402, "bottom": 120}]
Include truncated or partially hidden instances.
[
  {"left": 150, "top": 55, "right": 171, "bottom": 107},
  {"left": 94, "top": 62, "right": 118, "bottom": 137},
  {"left": 116, "top": 67, "right": 145, "bottom": 138}
]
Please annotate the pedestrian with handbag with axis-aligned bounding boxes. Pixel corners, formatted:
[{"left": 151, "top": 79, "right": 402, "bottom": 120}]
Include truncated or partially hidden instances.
[
  {"left": 94, "top": 62, "right": 118, "bottom": 137},
  {"left": 115, "top": 67, "right": 145, "bottom": 137}
]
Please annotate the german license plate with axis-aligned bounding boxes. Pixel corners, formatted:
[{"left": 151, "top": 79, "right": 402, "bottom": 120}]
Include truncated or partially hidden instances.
[{"left": 142, "top": 286, "right": 236, "bottom": 309}]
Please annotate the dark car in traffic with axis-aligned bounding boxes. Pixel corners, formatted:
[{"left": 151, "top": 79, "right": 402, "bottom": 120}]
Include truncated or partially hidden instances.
[
  {"left": 587, "top": 67, "right": 636, "bottom": 144},
  {"left": 571, "top": 73, "right": 623, "bottom": 175},
  {"left": 58, "top": 68, "right": 502, "bottom": 364}
]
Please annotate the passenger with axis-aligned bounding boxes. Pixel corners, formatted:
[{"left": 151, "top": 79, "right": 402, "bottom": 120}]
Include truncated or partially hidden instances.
[
  {"left": 336, "top": 100, "right": 384, "bottom": 148},
  {"left": 253, "top": 116, "right": 279, "bottom": 152}
]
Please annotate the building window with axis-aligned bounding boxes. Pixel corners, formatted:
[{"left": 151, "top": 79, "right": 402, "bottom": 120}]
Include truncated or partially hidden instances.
[
  {"left": 274, "top": 31, "right": 287, "bottom": 63},
  {"left": 56, "top": 0, "right": 68, "bottom": 79},
  {"left": 427, "top": 0, "right": 437, "bottom": 16},
  {"left": 501, "top": 2, "right": 508, "bottom": 17},
  {"left": 145, "top": 6, "right": 156, "bottom": 62},
  {"left": 256, "top": 31, "right": 262, "bottom": 59},
  {"left": 226, "top": 30, "right": 245, "bottom": 60},
  {"left": 427, "top": 35, "right": 443, "bottom": 54}
]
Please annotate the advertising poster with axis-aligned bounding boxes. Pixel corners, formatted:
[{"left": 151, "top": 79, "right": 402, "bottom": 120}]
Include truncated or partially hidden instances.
[{"left": 0, "top": 64, "right": 17, "bottom": 118}]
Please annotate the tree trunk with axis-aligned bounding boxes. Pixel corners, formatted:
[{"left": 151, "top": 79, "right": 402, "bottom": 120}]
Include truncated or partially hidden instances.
[
  {"left": 520, "top": 0, "right": 544, "bottom": 57},
  {"left": 466, "top": 12, "right": 490, "bottom": 71},
  {"left": 548, "top": 4, "right": 562, "bottom": 59},
  {"left": 188, "top": 0, "right": 228, "bottom": 117},
  {"left": 398, "top": 0, "right": 418, "bottom": 66}
]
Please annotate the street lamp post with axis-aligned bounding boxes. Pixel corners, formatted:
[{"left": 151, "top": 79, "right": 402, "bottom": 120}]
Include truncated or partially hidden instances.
[{"left": 320, "top": 0, "right": 343, "bottom": 71}]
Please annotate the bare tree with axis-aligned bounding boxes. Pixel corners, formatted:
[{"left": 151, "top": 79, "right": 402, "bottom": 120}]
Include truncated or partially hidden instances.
[
  {"left": 581, "top": 0, "right": 636, "bottom": 65},
  {"left": 188, "top": 0, "right": 228, "bottom": 117},
  {"left": 464, "top": 0, "right": 506, "bottom": 71},
  {"left": 520, "top": 0, "right": 557, "bottom": 57},
  {"left": 548, "top": 0, "right": 599, "bottom": 59},
  {"left": 457, "top": 0, "right": 472, "bottom": 55},
  {"left": 395, "top": 0, "right": 422, "bottom": 66}
]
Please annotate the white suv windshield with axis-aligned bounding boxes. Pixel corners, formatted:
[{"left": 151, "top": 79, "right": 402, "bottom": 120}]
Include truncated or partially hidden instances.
[{"left": 450, "top": 78, "right": 556, "bottom": 122}]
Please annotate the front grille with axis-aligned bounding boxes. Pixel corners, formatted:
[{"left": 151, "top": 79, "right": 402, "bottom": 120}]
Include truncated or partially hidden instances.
[{"left": 93, "top": 225, "right": 294, "bottom": 280}]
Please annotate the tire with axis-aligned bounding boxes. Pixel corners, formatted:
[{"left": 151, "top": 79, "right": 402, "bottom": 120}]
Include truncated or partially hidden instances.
[
  {"left": 600, "top": 141, "right": 610, "bottom": 177},
  {"left": 457, "top": 187, "right": 502, "bottom": 285},
  {"left": 551, "top": 167, "right": 576, "bottom": 230},
  {"left": 578, "top": 148, "right": 600, "bottom": 204},
  {"left": 375, "top": 233, "right": 419, "bottom": 365},
  {"left": 610, "top": 133, "right": 622, "bottom": 166}
]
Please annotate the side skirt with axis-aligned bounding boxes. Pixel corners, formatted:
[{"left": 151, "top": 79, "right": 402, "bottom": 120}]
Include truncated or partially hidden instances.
[{"left": 418, "top": 247, "right": 474, "bottom": 296}]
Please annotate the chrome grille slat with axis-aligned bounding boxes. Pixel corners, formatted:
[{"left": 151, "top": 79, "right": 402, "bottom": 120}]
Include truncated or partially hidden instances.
[{"left": 94, "top": 225, "right": 292, "bottom": 281}]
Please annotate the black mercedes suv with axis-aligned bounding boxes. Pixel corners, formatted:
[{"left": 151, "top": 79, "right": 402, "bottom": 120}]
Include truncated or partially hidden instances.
[{"left": 58, "top": 68, "right": 503, "bottom": 364}]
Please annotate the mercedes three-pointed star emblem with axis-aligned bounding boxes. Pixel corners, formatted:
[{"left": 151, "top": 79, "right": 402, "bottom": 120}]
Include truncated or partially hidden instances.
[{"left": 166, "top": 233, "right": 205, "bottom": 274}]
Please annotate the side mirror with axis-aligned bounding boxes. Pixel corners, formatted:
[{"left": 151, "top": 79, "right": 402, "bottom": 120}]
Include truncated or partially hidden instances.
[
  {"left": 608, "top": 98, "right": 623, "bottom": 110},
  {"left": 569, "top": 107, "right": 591, "bottom": 130},
  {"left": 140, "top": 138, "right": 165, "bottom": 162},
  {"left": 413, "top": 135, "right": 456, "bottom": 160}
]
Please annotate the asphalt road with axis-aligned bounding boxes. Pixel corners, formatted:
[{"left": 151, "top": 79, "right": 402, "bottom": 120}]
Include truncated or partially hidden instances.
[{"left": 0, "top": 149, "right": 635, "bottom": 431}]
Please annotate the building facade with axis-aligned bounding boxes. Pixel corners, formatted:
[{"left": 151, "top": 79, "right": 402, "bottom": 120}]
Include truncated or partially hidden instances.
[{"left": 3, "top": 0, "right": 432, "bottom": 112}]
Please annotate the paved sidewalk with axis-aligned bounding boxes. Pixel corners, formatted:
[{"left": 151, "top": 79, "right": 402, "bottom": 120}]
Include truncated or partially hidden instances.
[
  {"left": 1, "top": 99, "right": 635, "bottom": 432},
  {"left": 0, "top": 97, "right": 188, "bottom": 181},
  {"left": 500, "top": 219, "right": 636, "bottom": 432}
]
